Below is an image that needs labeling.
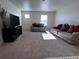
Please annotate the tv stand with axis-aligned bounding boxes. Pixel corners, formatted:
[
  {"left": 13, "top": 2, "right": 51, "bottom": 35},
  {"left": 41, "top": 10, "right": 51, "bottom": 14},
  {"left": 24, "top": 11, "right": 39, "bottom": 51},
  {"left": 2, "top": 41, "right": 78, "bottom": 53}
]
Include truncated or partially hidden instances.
[{"left": 2, "top": 26, "right": 22, "bottom": 43}]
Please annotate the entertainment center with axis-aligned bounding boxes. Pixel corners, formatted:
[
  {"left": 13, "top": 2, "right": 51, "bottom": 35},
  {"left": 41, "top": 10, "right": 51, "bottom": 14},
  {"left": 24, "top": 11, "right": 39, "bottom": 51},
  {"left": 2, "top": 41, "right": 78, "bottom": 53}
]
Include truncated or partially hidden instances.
[{"left": 2, "top": 14, "right": 22, "bottom": 43}]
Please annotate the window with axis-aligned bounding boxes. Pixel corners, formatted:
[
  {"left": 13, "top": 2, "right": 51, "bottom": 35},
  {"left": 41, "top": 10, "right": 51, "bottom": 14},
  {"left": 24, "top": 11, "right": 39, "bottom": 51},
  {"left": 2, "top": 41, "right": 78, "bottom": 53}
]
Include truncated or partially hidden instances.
[
  {"left": 40, "top": 15, "right": 47, "bottom": 26},
  {"left": 25, "top": 14, "right": 30, "bottom": 19}
]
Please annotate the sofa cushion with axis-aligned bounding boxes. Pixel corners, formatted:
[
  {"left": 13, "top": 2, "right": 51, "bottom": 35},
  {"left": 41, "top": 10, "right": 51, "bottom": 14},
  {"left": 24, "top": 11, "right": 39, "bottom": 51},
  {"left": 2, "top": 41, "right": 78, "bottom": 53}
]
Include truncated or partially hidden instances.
[
  {"left": 74, "top": 25, "right": 79, "bottom": 32},
  {"left": 51, "top": 29, "right": 58, "bottom": 35},
  {"left": 51, "top": 29, "right": 61, "bottom": 35},
  {"left": 58, "top": 32, "right": 72, "bottom": 39},
  {"left": 70, "top": 32, "right": 79, "bottom": 42}
]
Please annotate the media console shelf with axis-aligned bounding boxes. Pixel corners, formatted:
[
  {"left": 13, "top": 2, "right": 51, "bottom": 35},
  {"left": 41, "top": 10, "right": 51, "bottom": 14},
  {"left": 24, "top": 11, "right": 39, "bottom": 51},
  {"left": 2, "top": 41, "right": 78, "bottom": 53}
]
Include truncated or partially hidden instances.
[{"left": 2, "top": 26, "right": 22, "bottom": 43}]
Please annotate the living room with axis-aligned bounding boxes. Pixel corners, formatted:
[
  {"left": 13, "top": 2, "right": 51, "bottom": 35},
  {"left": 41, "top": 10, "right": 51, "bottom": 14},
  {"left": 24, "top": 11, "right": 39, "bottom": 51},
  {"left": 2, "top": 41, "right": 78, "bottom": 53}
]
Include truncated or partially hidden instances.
[{"left": 0, "top": 0, "right": 79, "bottom": 59}]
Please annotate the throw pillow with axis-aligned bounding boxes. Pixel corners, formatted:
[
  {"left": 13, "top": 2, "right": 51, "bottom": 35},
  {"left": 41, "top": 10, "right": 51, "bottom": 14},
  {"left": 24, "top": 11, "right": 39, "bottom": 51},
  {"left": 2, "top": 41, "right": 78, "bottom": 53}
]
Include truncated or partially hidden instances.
[
  {"left": 65, "top": 24, "right": 70, "bottom": 31},
  {"left": 74, "top": 25, "right": 79, "bottom": 32},
  {"left": 53, "top": 27, "right": 58, "bottom": 29},
  {"left": 32, "top": 23, "right": 44, "bottom": 27},
  {"left": 67, "top": 25, "right": 74, "bottom": 33},
  {"left": 61, "top": 24, "right": 70, "bottom": 31},
  {"left": 57, "top": 24, "right": 63, "bottom": 29}
]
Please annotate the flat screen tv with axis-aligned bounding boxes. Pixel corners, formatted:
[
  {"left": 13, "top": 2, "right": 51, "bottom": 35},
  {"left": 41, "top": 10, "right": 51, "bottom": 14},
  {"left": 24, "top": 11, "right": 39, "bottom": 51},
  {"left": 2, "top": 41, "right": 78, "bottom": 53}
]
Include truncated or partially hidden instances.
[{"left": 10, "top": 14, "right": 20, "bottom": 27}]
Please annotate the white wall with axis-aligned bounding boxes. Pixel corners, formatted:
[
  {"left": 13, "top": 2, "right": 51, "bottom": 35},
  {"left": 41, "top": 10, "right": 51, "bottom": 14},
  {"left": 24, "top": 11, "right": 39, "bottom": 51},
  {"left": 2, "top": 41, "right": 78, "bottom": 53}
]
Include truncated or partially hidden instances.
[
  {"left": 0, "top": 0, "right": 21, "bottom": 17},
  {"left": 0, "top": 0, "right": 21, "bottom": 43},
  {"left": 55, "top": 2, "right": 79, "bottom": 26},
  {"left": 21, "top": 11, "right": 56, "bottom": 31}
]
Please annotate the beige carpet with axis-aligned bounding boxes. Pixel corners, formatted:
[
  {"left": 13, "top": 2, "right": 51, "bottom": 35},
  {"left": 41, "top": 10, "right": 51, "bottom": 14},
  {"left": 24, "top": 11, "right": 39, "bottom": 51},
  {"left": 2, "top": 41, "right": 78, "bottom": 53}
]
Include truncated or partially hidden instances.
[{"left": 0, "top": 31, "right": 79, "bottom": 59}]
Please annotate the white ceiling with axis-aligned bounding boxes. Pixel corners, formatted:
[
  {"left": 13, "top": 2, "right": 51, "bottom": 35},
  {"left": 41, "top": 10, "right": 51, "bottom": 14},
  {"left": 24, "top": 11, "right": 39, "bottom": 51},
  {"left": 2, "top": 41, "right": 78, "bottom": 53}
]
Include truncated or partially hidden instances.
[{"left": 10, "top": 0, "right": 79, "bottom": 11}]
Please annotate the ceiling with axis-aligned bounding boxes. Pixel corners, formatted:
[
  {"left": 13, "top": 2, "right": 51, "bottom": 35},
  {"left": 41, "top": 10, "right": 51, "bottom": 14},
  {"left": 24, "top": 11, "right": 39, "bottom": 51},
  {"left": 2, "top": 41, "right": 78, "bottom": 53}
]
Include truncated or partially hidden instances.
[{"left": 9, "top": 0, "right": 79, "bottom": 11}]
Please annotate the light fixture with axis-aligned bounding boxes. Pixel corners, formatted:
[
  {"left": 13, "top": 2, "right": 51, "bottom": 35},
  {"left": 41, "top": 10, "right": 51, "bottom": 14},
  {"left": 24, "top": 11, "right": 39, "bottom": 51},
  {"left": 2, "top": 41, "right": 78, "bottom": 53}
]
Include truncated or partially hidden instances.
[{"left": 42, "top": 0, "right": 45, "bottom": 1}]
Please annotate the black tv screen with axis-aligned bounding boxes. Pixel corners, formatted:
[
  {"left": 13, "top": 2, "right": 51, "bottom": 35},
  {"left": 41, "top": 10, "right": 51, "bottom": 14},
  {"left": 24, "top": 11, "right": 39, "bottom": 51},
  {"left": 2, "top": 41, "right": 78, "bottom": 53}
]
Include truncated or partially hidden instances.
[{"left": 10, "top": 14, "right": 20, "bottom": 27}]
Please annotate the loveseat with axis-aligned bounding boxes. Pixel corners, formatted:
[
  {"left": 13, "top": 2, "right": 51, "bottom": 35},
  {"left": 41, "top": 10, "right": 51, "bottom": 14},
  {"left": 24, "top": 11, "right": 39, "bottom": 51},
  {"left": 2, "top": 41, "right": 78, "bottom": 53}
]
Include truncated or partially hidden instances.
[
  {"left": 50, "top": 24, "right": 79, "bottom": 45},
  {"left": 31, "top": 23, "right": 46, "bottom": 32}
]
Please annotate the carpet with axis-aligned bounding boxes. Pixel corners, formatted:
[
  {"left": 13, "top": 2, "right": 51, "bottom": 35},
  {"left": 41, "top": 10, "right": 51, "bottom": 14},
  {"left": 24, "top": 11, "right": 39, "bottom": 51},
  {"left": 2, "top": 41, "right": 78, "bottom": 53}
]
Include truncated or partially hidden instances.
[{"left": 0, "top": 31, "right": 79, "bottom": 59}]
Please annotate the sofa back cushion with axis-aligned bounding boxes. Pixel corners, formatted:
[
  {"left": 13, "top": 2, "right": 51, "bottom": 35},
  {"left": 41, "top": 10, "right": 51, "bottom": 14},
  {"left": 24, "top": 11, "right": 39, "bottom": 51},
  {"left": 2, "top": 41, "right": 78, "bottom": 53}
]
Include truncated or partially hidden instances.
[{"left": 74, "top": 25, "right": 79, "bottom": 32}]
